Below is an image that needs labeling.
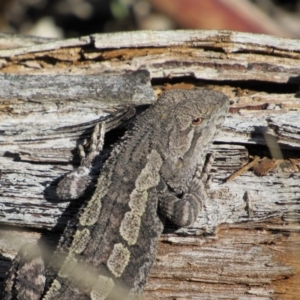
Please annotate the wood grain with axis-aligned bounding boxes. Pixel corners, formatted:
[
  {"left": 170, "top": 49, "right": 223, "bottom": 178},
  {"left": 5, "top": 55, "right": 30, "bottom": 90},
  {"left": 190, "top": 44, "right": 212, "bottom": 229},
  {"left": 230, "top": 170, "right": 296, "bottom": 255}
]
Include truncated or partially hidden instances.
[{"left": 0, "top": 30, "right": 299, "bottom": 299}]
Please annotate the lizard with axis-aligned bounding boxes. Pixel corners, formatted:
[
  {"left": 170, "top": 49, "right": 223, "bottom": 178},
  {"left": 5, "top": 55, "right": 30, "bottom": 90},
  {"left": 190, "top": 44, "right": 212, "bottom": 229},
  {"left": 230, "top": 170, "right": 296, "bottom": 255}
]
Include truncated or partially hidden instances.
[{"left": 3, "top": 88, "right": 228, "bottom": 300}]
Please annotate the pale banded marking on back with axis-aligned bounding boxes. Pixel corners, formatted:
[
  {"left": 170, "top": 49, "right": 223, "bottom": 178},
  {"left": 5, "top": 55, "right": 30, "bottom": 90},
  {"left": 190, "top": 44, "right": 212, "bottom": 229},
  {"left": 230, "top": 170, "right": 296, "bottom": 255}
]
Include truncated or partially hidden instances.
[
  {"left": 79, "top": 167, "right": 113, "bottom": 226},
  {"left": 58, "top": 254, "right": 78, "bottom": 278},
  {"left": 128, "top": 189, "right": 148, "bottom": 216},
  {"left": 134, "top": 150, "right": 163, "bottom": 192},
  {"left": 107, "top": 243, "right": 130, "bottom": 278},
  {"left": 90, "top": 275, "right": 115, "bottom": 300},
  {"left": 50, "top": 229, "right": 90, "bottom": 298},
  {"left": 119, "top": 212, "right": 141, "bottom": 245},
  {"left": 79, "top": 194, "right": 102, "bottom": 226},
  {"left": 43, "top": 279, "right": 61, "bottom": 300},
  {"left": 69, "top": 228, "right": 91, "bottom": 254},
  {"left": 119, "top": 150, "right": 163, "bottom": 244}
]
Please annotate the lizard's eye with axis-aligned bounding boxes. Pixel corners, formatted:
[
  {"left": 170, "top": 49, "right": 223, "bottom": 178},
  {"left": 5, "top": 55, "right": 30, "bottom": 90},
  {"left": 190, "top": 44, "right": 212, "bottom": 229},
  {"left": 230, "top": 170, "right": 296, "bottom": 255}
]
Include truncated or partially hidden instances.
[{"left": 191, "top": 117, "right": 203, "bottom": 126}]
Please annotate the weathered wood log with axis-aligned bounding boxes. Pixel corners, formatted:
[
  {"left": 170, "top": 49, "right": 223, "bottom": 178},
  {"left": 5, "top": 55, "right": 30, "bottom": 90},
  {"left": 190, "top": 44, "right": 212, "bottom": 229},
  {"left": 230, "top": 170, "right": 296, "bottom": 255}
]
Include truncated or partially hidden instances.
[
  {"left": 0, "top": 30, "right": 300, "bottom": 299},
  {"left": 0, "top": 70, "right": 154, "bottom": 229}
]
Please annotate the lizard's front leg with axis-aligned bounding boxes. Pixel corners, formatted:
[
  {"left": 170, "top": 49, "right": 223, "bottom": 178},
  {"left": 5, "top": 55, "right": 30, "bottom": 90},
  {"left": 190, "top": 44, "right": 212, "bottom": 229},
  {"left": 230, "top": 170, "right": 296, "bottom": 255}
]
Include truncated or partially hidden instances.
[
  {"left": 56, "top": 122, "right": 105, "bottom": 200},
  {"left": 159, "top": 153, "right": 215, "bottom": 227}
]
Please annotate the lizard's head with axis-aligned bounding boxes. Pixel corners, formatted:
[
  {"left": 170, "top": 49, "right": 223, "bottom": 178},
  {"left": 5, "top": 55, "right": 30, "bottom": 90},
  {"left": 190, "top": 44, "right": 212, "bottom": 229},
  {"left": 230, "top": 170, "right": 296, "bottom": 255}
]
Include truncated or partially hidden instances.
[{"left": 154, "top": 89, "right": 228, "bottom": 193}]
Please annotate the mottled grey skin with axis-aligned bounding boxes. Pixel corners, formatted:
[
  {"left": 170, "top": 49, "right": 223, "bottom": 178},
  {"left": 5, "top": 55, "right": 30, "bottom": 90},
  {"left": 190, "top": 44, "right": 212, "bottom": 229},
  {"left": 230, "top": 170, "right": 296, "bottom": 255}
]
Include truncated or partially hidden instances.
[{"left": 3, "top": 89, "right": 228, "bottom": 300}]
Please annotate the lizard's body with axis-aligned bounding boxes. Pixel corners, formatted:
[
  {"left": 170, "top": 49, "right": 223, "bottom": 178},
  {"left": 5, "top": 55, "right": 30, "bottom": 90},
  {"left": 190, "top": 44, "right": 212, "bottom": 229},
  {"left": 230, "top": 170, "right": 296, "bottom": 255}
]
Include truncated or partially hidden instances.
[{"left": 3, "top": 89, "right": 228, "bottom": 300}]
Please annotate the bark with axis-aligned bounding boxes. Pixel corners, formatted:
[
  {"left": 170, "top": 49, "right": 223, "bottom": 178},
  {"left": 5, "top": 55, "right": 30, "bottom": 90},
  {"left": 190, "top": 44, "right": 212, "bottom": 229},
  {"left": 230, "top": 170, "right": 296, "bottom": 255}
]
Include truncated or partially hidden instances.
[{"left": 0, "top": 30, "right": 300, "bottom": 299}]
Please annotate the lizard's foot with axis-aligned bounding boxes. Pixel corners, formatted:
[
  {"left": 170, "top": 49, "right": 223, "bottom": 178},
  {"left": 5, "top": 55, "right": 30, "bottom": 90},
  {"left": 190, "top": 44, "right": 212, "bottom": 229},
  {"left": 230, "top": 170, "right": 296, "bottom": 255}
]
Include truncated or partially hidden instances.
[{"left": 79, "top": 122, "right": 105, "bottom": 168}]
